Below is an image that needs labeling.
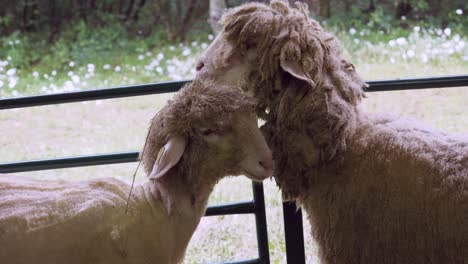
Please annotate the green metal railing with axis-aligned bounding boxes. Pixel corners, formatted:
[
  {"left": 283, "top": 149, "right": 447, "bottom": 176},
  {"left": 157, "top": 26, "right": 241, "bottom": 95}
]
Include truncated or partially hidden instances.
[{"left": 1, "top": 75, "right": 467, "bottom": 264}]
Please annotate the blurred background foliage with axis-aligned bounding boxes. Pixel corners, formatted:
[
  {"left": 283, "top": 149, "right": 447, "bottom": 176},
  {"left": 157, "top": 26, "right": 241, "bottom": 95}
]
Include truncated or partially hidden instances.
[{"left": 0, "top": 0, "right": 466, "bottom": 69}]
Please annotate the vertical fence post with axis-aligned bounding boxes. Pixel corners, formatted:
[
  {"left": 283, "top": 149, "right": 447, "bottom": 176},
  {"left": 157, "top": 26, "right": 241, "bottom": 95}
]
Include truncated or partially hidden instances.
[
  {"left": 282, "top": 201, "right": 306, "bottom": 264},
  {"left": 252, "top": 182, "right": 270, "bottom": 264}
]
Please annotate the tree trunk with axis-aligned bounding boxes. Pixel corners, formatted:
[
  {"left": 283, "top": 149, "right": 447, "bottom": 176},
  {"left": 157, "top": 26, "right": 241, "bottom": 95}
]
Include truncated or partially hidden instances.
[
  {"left": 318, "top": 0, "right": 330, "bottom": 18},
  {"left": 209, "top": 0, "right": 226, "bottom": 34},
  {"left": 124, "top": 0, "right": 136, "bottom": 21},
  {"left": 395, "top": 0, "right": 412, "bottom": 19},
  {"left": 132, "top": 0, "right": 146, "bottom": 21}
]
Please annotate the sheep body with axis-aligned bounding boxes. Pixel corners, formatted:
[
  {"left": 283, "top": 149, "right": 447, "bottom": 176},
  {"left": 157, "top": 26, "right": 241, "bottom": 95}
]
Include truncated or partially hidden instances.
[
  {"left": 0, "top": 80, "right": 273, "bottom": 264},
  {"left": 299, "top": 114, "right": 468, "bottom": 263},
  {"left": 196, "top": 0, "right": 468, "bottom": 262},
  {"left": 0, "top": 176, "right": 180, "bottom": 264}
]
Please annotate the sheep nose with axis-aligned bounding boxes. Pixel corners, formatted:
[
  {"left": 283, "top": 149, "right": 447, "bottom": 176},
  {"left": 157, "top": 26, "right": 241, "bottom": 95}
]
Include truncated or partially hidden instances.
[{"left": 196, "top": 61, "right": 205, "bottom": 71}]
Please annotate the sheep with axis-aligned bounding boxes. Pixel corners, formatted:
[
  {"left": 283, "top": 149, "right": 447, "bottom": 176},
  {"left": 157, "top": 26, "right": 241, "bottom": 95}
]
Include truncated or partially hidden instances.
[
  {"left": 0, "top": 79, "right": 274, "bottom": 264},
  {"left": 194, "top": 0, "right": 468, "bottom": 263}
]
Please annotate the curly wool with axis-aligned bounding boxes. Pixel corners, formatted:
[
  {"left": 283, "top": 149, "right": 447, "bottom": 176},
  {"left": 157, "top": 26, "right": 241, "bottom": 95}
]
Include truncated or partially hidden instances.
[
  {"left": 211, "top": 1, "right": 468, "bottom": 262},
  {"left": 221, "top": 0, "right": 367, "bottom": 198}
]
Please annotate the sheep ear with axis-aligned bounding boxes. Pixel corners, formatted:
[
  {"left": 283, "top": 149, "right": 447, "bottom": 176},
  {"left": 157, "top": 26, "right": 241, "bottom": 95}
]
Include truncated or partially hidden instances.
[
  {"left": 148, "top": 136, "right": 187, "bottom": 179},
  {"left": 280, "top": 59, "right": 315, "bottom": 89}
]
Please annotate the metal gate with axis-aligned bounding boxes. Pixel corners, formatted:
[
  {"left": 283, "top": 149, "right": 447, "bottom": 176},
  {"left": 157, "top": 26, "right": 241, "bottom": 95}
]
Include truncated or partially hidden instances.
[{"left": 1, "top": 75, "right": 467, "bottom": 264}]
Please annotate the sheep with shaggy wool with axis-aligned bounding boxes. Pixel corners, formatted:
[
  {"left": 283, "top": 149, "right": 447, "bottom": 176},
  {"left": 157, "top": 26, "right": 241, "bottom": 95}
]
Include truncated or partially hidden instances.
[
  {"left": 0, "top": 79, "right": 273, "bottom": 264},
  {"left": 195, "top": 0, "right": 468, "bottom": 263}
]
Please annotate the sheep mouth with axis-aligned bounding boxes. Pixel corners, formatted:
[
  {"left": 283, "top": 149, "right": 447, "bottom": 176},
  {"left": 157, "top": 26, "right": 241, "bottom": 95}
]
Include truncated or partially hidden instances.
[{"left": 243, "top": 170, "right": 271, "bottom": 182}]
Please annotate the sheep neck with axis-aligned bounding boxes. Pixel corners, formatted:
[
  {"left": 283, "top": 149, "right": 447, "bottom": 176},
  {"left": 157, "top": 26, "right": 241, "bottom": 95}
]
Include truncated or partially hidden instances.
[{"left": 149, "top": 166, "right": 220, "bottom": 221}]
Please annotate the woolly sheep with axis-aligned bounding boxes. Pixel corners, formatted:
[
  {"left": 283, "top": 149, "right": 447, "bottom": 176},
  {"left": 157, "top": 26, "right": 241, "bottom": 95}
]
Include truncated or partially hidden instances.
[
  {"left": 0, "top": 79, "right": 274, "bottom": 264},
  {"left": 195, "top": 1, "right": 468, "bottom": 263}
]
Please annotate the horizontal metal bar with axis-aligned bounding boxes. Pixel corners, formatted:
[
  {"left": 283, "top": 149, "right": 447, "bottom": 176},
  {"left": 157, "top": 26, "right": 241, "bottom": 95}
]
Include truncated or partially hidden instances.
[
  {"left": 365, "top": 75, "right": 468, "bottom": 92},
  {"left": 211, "top": 259, "right": 259, "bottom": 264},
  {"left": 205, "top": 201, "right": 255, "bottom": 216},
  {"left": 0, "top": 80, "right": 189, "bottom": 110},
  {"left": 1, "top": 76, "right": 467, "bottom": 110},
  {"left": 0, "top": 152, "right": 140, "bottom": 173}
]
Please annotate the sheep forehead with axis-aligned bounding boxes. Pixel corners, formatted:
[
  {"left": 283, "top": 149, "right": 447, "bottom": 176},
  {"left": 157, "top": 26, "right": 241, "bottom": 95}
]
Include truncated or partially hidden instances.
[{"left": 168, "top": 81, "right": 255, "bottom": 133}]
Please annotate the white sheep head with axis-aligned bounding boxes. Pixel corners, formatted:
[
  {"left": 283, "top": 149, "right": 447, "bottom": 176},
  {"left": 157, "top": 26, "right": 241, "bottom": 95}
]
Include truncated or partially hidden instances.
[
  {"left": 195, "top": 0, "right": 368, "bottom": 200},
  {"left": 141, "top": 79, "right": 274, "bottom": 190}
]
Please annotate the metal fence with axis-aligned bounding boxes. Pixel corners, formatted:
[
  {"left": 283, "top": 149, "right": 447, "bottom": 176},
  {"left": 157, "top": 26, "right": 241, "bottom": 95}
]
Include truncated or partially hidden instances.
[{"left": 1, "top": 75, "right": 467, "bottom": 264}]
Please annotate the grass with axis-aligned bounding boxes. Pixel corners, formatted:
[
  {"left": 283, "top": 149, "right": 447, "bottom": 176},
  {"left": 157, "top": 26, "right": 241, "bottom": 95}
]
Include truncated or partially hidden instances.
[{"left": 0, "top": 27, "right": 467, "bottom": 263}]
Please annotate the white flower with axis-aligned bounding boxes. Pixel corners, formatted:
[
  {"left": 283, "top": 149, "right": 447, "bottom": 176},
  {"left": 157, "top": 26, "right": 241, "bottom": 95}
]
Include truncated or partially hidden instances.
[
  {"left": 156, "top": 67, "right": 163, "bottom": 74},
  {"left": 389, "top": 40, "right": 396, "bottom": 47},
  {"left": 103, "top": 64, "right": 111, "bottom": 70},
  {"left": 12, "top": 90, "right": 18, "bottom": 96},
  {"left": 208, "top": 34, "right": 214, "bottom": 40},
  {"left": 191, "top": 41, "right": 198, "bottom": 47},
  {"left": 456, "top": 9, "right": 463, "bottom": 15},
  {"left": 115, "top": 66, "right": 121, "bottom": 72},
  {"left": 69, "top": 61, "right": 75, "bottom": 67},
  {"left": 0, "top": 80, "right": 3, "bottom": 88},
  {"left": 463, "top": 55, "right": 468, "bottom": 61},
  {"left": 6, "top": 68, "right": 16, "bottom": 76},
  {"left": 146, "top": 52, "right": 152, "bottom": 56},
  {"left": 360, "top": 31, "right": 365, "bottom": 36},
  {"left": 132, "top": 66, "right": 136, "bottom": 72},
  {"left": 436, "top": 29, "right": 442, "bottom": 35},
  {"left": 43, "top": 74, "right": 49, "bottom": 79},
  {"left": 167, "top": 65, "right": 176, "bottom": 73},
  {"left": 349, "top": 28, "right": 356, "bottom": 35},
  {"left": 52, "top": 70, "right": 57, "bottom": 76},
  {"left": 443, "top": 28, "right": 451, "bottom": 36},
  {"left": 413, "top": 26, "right": 420, "bottom": 32},
  {"left": 64, "top": 80, "right": 74, "bottom": 90},
  {"left": 157, "top": 53, "right": 164, "bottom": 60},
  {"left": 401, "top": 16, "right": 406, "bottom": 20},
  {"left": 7, "top": 56, "right": 12, "bottom": 61},
  {"left": 354, "top": 38, "right": 360, "bottom": 44},
  {"left": 390, "top": 58, "right": 396, "bottom": 64},
  {"left": 396, "top": 37, "right": 407, "bottom": 45},
  {"left": 453, "top": 34, "right": 461, "bottom": 42},
  {"left": 67, "top": 71, "right": 74, "bottom": 77},
  {"left": 201, "top": 42, "right": 208, "bottom": 49},
  {"left": 8, "top": 78, "right": 17, "bottom": 88},
  {"left": 33, "top": 71, "right": 39, "bottom": 78},
  {"left": 138, "top": 54, "right": 145, "bottom": 60},
  {"left": 87, "top": 63, "right": 95, "bottom": 69},
  {"left": 71, "top": 75, "right": 80, "bottom": 84},
  {"left": 169, "top": 46, "right": 175, "bottom": 51},
  {"left": 458, "top": 41, "right": 465, "bottom": 48},
  {"left": 182, "top": 48, "right": 191, "bottom": 56},
  {"left": 407, "top": 50, "right": 415, "bottom": 58}
]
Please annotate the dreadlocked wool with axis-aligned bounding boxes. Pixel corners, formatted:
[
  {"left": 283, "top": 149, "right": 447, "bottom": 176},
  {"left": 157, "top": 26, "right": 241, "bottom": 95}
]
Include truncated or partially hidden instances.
[{"left": 195, "top": 1, "right": 468, "bottom": 263}]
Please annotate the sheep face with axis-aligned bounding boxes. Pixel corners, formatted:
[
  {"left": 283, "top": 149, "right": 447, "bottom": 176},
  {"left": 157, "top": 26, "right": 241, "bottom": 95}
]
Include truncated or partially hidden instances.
[
  {"left": 142, "top": 80, "right": 273, "bottom": 185},
  {"left": 195, "top": 0, "right": 368, "bottom": 199},
  {"left": 189, "top": 110, "right": 274, "bottom": 181},
  {"left": 196, "top": 33, "right": 256, "bottom": 91}
]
